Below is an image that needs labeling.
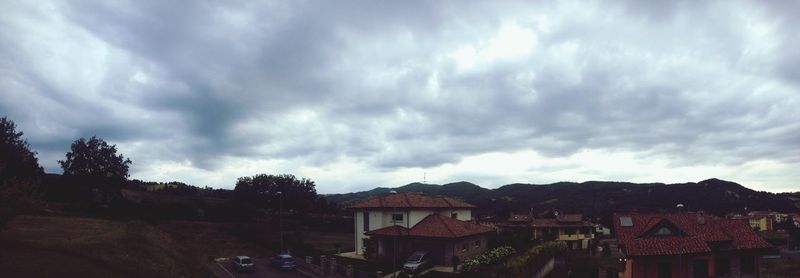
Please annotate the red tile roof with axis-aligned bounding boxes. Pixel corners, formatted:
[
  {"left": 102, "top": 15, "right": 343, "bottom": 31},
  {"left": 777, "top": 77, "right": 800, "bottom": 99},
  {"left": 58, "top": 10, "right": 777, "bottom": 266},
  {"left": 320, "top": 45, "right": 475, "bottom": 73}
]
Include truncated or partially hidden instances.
[
  {"left": 507, "top": 214, "right": 532, "bottom": 222},
  {"left": 556, "top": 214, "right": 583, "bottom": 222},
  {"left": 349, "top": 192, "right": 475, "bottom": 209},
  {"left": 365, "top": 214, "right": 494, "bottom": 238},
  {"left": 614, "top": 213, "right": 771, "bottom": 257},
  {"left": 531, "top": 218, "right": 594, "bottom": 228}
]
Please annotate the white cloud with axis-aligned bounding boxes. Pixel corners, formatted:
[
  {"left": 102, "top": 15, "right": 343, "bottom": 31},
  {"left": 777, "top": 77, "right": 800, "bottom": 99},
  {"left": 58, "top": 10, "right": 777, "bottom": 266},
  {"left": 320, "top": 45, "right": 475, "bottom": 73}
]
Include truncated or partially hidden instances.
[{"left": 1, "top": 0, "right": 798, "bottom": 193}]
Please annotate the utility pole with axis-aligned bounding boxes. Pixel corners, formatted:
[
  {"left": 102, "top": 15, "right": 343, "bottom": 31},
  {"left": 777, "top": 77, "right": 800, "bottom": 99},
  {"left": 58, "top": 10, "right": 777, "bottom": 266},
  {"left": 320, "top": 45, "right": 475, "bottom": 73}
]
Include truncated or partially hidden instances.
[
  {"left": 677, "top": 203, "right": 684, "bottom": 277},
  {"left": 390, "top": 190, "right": 398, "bottom": 278},
  {"left": 278, "top": 191, "right": 283, "bottom": 254}
]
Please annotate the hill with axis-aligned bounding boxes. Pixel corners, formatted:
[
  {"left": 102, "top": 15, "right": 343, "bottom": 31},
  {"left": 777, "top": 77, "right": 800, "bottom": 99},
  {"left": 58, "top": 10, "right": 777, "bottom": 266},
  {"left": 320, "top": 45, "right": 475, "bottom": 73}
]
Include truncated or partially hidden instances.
[
  {"left": 326, "top": 179, "right": 799, "bottom": 223},
  {"left": 326, "top": 181, "right": 490, "bottom": 206},
  {"left": 0, "top": 215, "right": 211, "bottom": 277}
]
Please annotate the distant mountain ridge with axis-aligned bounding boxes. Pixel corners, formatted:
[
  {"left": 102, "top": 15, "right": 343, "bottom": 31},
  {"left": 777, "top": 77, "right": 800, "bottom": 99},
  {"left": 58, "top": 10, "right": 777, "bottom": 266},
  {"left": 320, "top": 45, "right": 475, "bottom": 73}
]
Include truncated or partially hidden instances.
[{"left": 325, "top": 179, "right": 799, "bottom": 223}]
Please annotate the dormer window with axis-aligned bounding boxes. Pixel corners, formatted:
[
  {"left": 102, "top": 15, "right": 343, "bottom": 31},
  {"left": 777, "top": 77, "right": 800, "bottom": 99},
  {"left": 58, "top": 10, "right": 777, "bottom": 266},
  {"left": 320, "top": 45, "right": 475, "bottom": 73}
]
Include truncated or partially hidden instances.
[
  {"left": 392, "top": 213, "right": 404, "bottom": 223},
  {"left": 639, "top": 219, "right": 686, "bottom": 238},
  {"left": 654, "top": 226, "right": 672, "bottom": 236}
]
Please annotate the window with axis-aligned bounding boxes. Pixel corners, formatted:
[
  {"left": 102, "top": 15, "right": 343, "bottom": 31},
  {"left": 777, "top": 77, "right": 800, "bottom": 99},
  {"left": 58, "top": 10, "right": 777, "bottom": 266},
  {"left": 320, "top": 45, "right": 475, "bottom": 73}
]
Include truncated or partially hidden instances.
[
  {"left": 462, "top": 243, "right": 468, "bottom": 252},
  {"left": 741, "top": 256, "right": 755, "bottom": 274},
  {"left": 657, "top": 261, "right": 671, "bottom": 278},
  {"left": 715, "top": 257, "right": 731, "bottom": 275},
  {"left": 620, "top": 216, "right": 633, "bottom": 227},
  {"left": 392, "top": 213, "right": 404, "bottom": 222},
  {"left": 363, "top": 212, "right": 369, "bottom": 231},
  {"left": 474, "top": 240, "right": 481, "bottom": 248},
  {"left": 451, "top": 212, "right": 458, "bottom": 219}
]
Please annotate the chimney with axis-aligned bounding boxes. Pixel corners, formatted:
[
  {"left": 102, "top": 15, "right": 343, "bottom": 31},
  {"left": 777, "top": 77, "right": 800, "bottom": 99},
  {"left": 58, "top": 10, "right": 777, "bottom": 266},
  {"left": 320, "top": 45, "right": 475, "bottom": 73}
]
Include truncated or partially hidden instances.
[
  {"left": 697, "top": 212, "right": 706, "bottom": 225},
  {"left": 529, "top": 208, "right": 534, "bottom": 221}
]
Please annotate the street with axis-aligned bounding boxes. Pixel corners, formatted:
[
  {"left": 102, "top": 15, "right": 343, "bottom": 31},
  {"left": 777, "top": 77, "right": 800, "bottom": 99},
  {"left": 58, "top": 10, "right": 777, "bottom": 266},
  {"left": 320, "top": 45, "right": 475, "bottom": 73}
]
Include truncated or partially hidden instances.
[{"left": 209, "top": 257, "right": 313, "bottom": 278}]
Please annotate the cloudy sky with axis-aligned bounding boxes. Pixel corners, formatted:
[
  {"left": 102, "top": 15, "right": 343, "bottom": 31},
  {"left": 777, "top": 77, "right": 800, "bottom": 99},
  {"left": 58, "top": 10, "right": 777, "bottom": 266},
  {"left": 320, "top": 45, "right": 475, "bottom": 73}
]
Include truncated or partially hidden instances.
[{"left": 2, "top": 1, "right": 798, "bottom": 193}]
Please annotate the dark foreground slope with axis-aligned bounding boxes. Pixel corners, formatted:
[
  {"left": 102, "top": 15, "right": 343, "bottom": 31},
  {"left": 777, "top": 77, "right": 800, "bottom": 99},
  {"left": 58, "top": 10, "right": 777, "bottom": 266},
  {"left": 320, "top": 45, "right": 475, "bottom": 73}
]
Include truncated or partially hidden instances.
[
  {"left": 0, "top": 215, "right": 211, "bottom": 278},
  {"left": 326, "top": 179, "right": 798, "bottom": 220}
]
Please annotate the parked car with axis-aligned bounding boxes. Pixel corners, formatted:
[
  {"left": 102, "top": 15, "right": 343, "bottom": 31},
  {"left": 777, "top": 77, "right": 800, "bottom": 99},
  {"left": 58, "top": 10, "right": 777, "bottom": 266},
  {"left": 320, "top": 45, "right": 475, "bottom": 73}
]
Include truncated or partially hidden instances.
[
  {"left": 270, "top": 254, "right": 297, "bottom": 271},
  {"left": 403, "top": 251, "right": 432, "bottom": 274},
  {"left": 234, "top": 256, "right": 255, "bottom": 272}
]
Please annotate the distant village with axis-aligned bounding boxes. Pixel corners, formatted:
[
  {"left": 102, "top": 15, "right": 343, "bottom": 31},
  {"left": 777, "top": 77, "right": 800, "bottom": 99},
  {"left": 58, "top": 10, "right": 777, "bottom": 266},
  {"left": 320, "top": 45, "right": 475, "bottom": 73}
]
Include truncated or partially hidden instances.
[{"left": 319, "top": 192, "right": 800, "bottom": 277}]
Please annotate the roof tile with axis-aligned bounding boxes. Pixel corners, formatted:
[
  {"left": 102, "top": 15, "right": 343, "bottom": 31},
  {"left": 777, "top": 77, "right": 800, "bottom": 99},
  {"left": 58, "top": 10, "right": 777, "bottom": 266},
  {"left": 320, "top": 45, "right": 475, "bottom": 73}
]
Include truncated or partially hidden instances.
[
  {"left": 366, "top": 214, "right": 494, "bottom": 238},
  {"left": 614, "top": 213, "right": 771, "bottom": 257},
  {"left": 349, "top": 192, "right": 475, "bottom": 209}
]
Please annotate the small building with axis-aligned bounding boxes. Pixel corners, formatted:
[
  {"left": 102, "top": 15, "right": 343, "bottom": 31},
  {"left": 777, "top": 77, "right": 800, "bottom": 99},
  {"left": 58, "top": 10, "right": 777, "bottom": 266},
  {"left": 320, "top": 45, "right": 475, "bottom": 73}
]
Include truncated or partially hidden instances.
[
  {"left": 496, "top": 213, "right": 534, "bottom": 237},
  {"left": 615, "top": 212, "right": 771, "bottom": 278},
  {"left": 531, "top": 214, "right": 596, "bottom": 250},
  {"left": 595, "top": 224, "right": 612, "bottom": 238},
  {"left": 348, "top": 192, "right": 494, "bottom": 266},
  {"left": 732, "top": 212, "right": 775, "bottom": 232}
]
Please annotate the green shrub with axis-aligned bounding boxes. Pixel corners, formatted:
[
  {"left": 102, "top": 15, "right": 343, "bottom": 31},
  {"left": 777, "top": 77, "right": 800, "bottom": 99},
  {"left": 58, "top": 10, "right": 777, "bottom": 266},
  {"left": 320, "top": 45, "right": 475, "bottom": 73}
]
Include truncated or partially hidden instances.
[{"left": 461, "top": 246, "right": 517, "bottom": 272}]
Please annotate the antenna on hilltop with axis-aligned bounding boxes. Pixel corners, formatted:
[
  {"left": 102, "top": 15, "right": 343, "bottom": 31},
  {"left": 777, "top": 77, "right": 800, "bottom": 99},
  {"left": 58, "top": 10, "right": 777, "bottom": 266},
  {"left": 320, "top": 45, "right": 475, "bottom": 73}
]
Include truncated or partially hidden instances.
[{"left": 423, "top": 172, "right": 427, "bottom": 184}]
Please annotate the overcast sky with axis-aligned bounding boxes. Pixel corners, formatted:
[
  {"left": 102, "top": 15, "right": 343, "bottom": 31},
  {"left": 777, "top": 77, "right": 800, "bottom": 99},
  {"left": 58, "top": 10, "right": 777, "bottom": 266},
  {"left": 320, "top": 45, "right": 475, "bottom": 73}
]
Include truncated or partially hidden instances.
[{"left": 2, "top": 1, "right": 798, "bottom": 193}]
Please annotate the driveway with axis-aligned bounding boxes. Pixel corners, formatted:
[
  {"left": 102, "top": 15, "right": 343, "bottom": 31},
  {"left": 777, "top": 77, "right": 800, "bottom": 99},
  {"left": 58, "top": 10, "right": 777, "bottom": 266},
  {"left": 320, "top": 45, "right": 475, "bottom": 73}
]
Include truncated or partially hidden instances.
[{"left": 210, "top": 257, "right": 314, "bottom": 278}]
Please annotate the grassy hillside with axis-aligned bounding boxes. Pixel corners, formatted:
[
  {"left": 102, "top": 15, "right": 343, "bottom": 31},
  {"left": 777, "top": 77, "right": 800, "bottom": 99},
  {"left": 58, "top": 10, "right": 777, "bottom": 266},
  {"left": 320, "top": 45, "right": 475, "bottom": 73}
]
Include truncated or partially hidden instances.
[{"left": 0, "top": 215, "right": 211, "bottom": 278}]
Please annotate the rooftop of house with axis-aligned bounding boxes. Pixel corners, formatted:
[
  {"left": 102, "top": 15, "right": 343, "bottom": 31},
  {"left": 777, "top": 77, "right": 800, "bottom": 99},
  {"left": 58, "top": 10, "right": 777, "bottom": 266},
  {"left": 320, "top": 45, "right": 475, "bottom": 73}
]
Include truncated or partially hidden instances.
[
  {"left": 365, "top": 214, "right": 494, "bottom": 238},
  {"left": 614, "top": 212, "right": 771, "bottom": 257},
  {"left": 531, "top": 218, "right": 595, "bottom": 228},
  {"left": 349, "top": 192, "right": 475, "bottom": 209},
  {"left": 497, "top": 213, "right": 594, "bottom": 228},
  {"left": 507, "top": 214, "right": 533, "bottom": 222},
  {"left": 556, "top": 214, "right": 583, "bottom": 222}
]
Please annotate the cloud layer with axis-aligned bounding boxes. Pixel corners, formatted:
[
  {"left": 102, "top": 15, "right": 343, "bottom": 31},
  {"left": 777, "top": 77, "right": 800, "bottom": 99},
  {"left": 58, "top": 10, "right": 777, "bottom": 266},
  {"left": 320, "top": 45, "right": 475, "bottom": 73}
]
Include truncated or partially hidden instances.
[{"left": 2, "top": 1, "right": 798, "bottom": 193}]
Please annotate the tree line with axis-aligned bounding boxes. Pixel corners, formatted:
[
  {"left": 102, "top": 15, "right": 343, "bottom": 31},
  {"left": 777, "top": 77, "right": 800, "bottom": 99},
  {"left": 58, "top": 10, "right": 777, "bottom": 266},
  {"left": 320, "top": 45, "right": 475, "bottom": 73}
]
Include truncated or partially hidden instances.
[{"left": 0, "top": 115, "right": 338, "bottom": 221}]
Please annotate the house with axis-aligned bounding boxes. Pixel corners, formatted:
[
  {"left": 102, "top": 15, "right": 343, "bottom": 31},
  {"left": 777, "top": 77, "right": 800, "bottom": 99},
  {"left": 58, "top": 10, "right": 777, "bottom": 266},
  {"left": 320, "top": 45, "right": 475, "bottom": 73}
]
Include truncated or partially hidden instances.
[
  {"left": 793, "top": 213, "right": 800, "bottom": 228},
  {"left": 595, "top": 224, "right": 612, "bottom": 238},
  {"left": 496, "top": 213, "right": 534, "bottom": 237},
  {"left": 531, "top": 214, "right": 596, "bottom": 250},
  {"left": 733, "top": 212, "right": 775, "bottom": 231},
  {"left": 349, "top": 192, "right": 494, "bottom": 266},
  {"left": 615, "top": 212, "right": 771, "bottom": 278}
]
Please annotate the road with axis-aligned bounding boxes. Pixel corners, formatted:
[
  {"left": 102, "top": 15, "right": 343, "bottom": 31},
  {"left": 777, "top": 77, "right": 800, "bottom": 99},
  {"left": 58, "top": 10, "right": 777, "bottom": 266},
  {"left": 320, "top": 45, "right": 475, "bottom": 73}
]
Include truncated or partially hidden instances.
[{"left": 209, "top": 257, "right": 313, "bottom": 278}]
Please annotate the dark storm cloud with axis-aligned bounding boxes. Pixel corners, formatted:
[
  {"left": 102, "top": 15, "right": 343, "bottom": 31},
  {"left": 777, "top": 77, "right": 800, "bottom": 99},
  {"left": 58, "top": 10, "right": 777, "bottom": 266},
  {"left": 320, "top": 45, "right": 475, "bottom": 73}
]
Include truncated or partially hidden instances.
[{"left": 1, "top": 0, "right": 798, "bottom": 191}]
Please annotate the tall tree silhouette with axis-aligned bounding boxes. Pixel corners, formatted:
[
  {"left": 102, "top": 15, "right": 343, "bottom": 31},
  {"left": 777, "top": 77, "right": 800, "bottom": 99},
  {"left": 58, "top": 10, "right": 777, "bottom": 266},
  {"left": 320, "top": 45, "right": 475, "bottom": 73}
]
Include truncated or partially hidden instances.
[
  {"left": 0, "top": 116, "right": 44, "bottom": 210},
  {"left": 57, "top": 136, "right": 132, "bottom": 209},
  {"left": 59, "top": 136, "right": 132, "bottom": 181},
  {"left": 233, "top": 174, "right": 318, "bottom": 213}
]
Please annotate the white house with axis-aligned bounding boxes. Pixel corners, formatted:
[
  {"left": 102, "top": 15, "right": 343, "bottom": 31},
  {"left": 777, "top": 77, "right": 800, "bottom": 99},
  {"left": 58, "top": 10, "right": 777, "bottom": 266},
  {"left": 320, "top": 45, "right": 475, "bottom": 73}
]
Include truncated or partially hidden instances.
[{"left": 348, "top": 192, "right": 492, "bottom": 267}]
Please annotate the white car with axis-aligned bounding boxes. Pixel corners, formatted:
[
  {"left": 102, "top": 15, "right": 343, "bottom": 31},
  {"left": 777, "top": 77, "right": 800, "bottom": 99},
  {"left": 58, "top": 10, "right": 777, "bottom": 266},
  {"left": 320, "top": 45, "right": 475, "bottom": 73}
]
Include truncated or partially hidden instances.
[
  {"left": 234, "top": 256, "right": 255, "bottom": 272},
  {"left": 403, "top": 251, "right": 432, "bottom": 274}
]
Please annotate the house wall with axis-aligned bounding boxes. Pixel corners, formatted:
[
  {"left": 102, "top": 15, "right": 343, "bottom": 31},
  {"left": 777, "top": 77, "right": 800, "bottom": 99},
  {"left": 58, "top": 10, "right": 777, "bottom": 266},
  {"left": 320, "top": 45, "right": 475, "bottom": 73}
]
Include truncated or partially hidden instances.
[
  {"left": 354, "top": 208, "right": 473, "bottom": 255},
  {"left": 354, "top": 210, "right": 388, "bottom": 255},
  {"left": 437, "top": 209, "right": 472, "bottom": 221},
  {"left": 627, "top": 255, "right": 695, "bottom": 278},
  {"left": 369, "top": 235, "right": 489, "bottom": 267},
  {"left": 626, "top": 252, "right": 760, "bottom": 278},
  {"left": 456, "top": 235, "right": 488, "bottom": 262},
  {"left": 442, "top": 235, "right": 488, "bottom": 266},
  {"left": 409, "top": 210, "right": 435, "bottom": 227},
  {"left": 532, "top": 226, "right": 595, "bottom": 250},
  {"left": 381, "top": 210, "right": 411, "bottom": 228}
]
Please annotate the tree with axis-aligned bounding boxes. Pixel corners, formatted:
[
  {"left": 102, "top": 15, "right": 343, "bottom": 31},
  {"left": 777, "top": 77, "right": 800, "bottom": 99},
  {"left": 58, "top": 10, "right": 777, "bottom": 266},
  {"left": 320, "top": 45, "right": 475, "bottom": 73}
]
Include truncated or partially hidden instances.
[
  {"left": 59, "top": 136, "right": 132, "bottom": 181},
  {"left": 0, "top": 116, "right": 45, "bottom": 211},
  {"left": 233, "top": 174, "right": 318, "bottom": 213},
  {"left": 0, "top": 116, "right": 43, "bottom": 183}
]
